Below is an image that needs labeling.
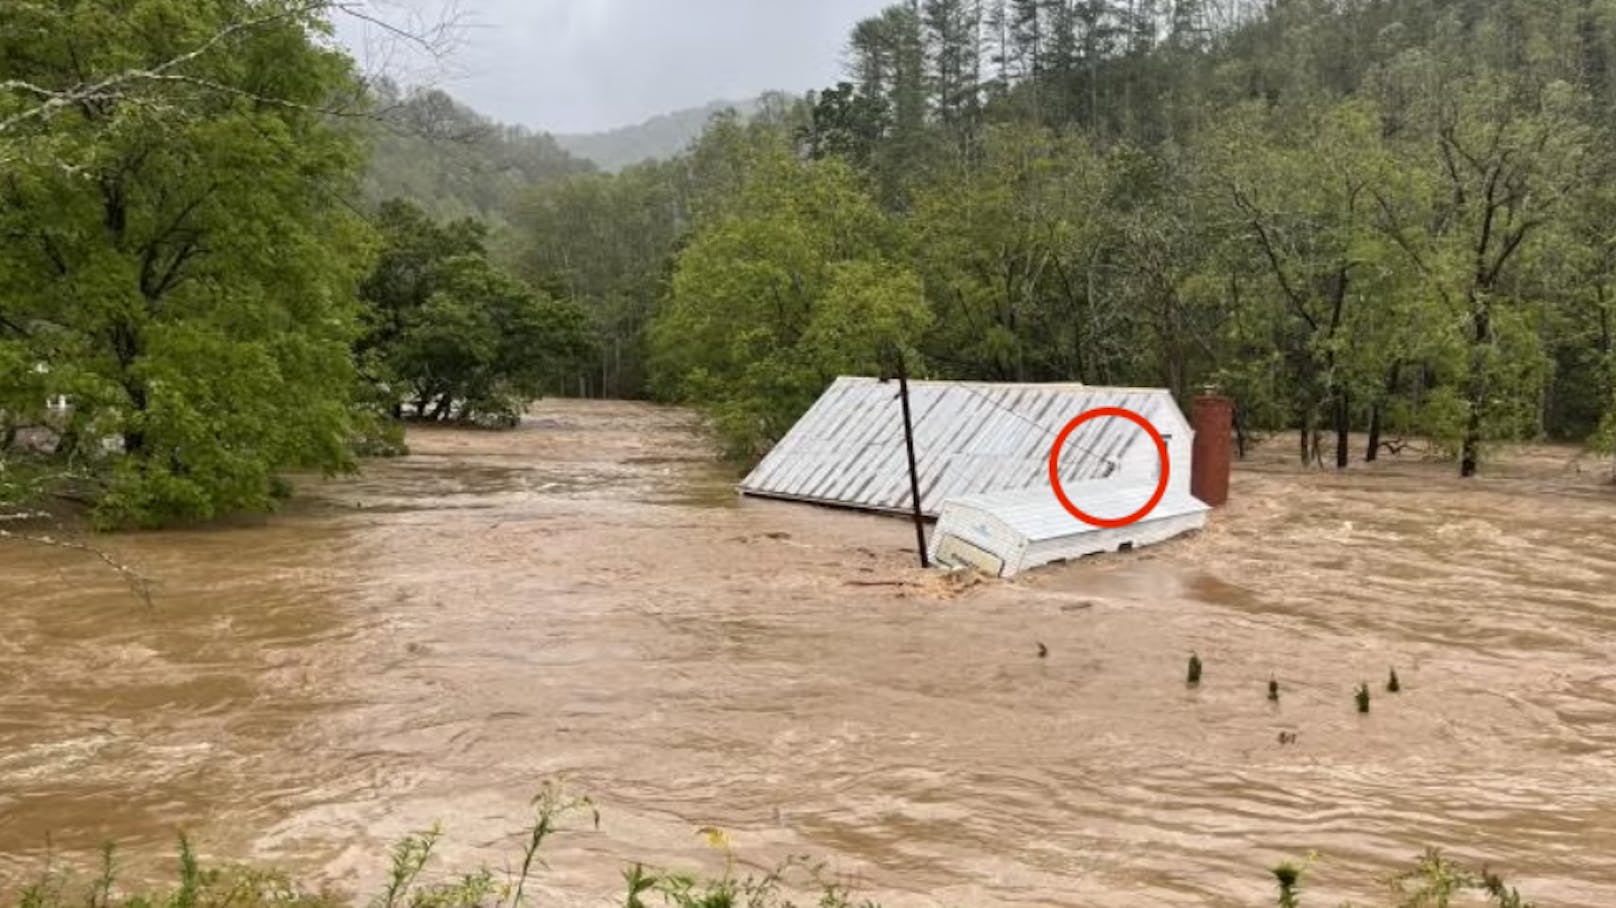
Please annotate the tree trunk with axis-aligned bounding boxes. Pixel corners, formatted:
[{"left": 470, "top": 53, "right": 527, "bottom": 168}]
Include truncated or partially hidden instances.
[
  {"left": 54, "top": 427, "right": 79, "bottom": 460},
  {"left": 1298, "top": 401, "right": 1316, "bottom": 466},
  {"left": 1366, "top": 361, "right": 1399, "bottom": 463},
  {"left": 1461, "top": 306, "right": 1492, "bottom": 478},
  {"left": 1233, "top": 406, "right": 1248, "bottom": 461},
  {"left": 1460, "top": 409, "right": 1483, "bottom": 477},
  {"left": 1333, "top": 387, "right": 1350, "bottom": 470},
  {"left": 121, "top": 377, "right": 148, "bottom": 457},
  {"left": 1366, "top": 404, "right": 1383, "bottom": 463}
]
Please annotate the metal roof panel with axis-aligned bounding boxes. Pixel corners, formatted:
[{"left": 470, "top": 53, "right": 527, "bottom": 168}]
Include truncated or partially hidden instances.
[{"left": 738, "top": 377, "right": 1193, "bottom": 517}]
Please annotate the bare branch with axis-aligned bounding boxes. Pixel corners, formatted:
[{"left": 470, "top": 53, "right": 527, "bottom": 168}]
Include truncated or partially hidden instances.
[
  {"left": 332, "top": 0, "right": 465, "bottom": 60},
  {"left": 0, "top": 526, "right": 154, "bottom": 607},
  {"left": 0, "top": 1, "right": 332, "bottom": 135},
  {"left": 0, "top": 1, "right": 465, "bottom": 137},
  {"left": 1230, "top": 182, "right": 1319, "bottom": 332},
  {"left": 121, "top": 73, "right": 376, "bottom": 118}
]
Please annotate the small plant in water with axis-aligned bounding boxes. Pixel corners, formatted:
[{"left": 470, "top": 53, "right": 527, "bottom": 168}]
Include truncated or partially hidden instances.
[
  {"left": 1392, "top": 849, "right": 1537, "bottom": 908},
  {"left": 1187, "top": 653, "right": 1203, "bottom": 686},
  {"left": 1268, "top": 676, "right": 1280, "bottom": 702},
  {"left": 1356, "top": 683, "right": 1371, "bottom": 713},
  {"left": 1273, "top": 861, "right": 1304, "bottom": 908},
  {"left": 10, "top": 784, "right": 1540, "bottom": 908},
  {"left": 1388, "top": 668, "right": 1402, "bottom": 693}
]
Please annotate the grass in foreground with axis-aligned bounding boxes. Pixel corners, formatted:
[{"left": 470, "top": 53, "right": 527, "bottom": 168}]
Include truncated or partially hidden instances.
[{"left": 7, "top": 785, "right": 1536, "bottom": 908}]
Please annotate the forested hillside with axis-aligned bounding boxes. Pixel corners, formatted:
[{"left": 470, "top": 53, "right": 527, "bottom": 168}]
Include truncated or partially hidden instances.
[
  {"left": 514, "top": 0, "right": 1616, "bottom": 476},
  {"left": 555, "top": 97, "right": 765, "bottom": 172},
  {"left": 363, "top": 82, "right": 595, "bottom": 224},
  {"left": 6, "top": 0, "right": 1616, "bottom": 529}
]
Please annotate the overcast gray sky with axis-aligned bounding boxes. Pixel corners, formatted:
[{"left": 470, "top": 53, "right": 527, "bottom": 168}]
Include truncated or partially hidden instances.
[{"left": 337, "top": 0, "right": 893, "bottom": 135}]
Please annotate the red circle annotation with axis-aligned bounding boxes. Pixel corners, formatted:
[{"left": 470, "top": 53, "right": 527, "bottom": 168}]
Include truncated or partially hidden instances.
[{"left": 1046, "top": 407, "right": 1170, "bottom": 529}]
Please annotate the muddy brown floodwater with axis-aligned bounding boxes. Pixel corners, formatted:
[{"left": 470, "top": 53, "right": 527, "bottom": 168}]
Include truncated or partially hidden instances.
[{"left": 4, "top": 400, "right": 1616, "bottom": 907}]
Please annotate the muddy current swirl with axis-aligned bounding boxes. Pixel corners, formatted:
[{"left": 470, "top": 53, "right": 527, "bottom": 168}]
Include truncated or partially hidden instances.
[{"left": 3, "top": 401, "right": 1614, "bottom": 906}]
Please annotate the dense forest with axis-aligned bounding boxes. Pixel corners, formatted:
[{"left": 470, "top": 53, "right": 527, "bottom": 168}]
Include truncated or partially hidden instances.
[
  {"left": 3, "top": 0, "right": 1615, "bottom": 528},
  {"left": 363, "top": 82, "right": 595, "bottom": 225},
  {"left": 0, "top": 0, "right": 596, "bottom": 527},
  {"left": 520, "top": 0, "right": 1616, "bottom": 475}
]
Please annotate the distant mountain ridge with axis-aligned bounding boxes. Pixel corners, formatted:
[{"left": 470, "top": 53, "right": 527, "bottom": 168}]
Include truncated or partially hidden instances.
[
  {"left": 363, "top": 84, "right": 594, "bottom": 225},
  {"left": 360, "top": 91, "right": 769, "bottom": 224},
  {"left": 555, "top": 97, "right": 763, "bottom": 172}
]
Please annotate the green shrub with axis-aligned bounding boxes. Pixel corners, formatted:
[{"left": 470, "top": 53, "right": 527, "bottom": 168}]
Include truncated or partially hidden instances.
[{"left": 4, "top": 789, "right": 1535, "bottom": 908}]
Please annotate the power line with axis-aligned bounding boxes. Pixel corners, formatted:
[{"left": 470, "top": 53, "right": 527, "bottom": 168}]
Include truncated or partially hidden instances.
[{"left": 902, "top": 381, "right": 1123, "bottom": 477}]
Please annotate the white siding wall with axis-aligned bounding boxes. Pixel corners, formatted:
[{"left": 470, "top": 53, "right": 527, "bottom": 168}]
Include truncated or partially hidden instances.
[
  {"left": 1111, "top": 424, "right": 1195, "bottom": 498},
  {"left": 930, "top": 484, "right": 1210, "bottom": 579},
  {"left": 1018, "top": 510, "right": 1208, "bottom": 576},
  {"left": 928, "top": 503, "right": 1026, "bottom": 573}
]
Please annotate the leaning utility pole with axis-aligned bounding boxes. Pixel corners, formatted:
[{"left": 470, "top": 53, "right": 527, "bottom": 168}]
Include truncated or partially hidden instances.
[{"left": 893, "top": 348, "right": 930, "bottom": 569}]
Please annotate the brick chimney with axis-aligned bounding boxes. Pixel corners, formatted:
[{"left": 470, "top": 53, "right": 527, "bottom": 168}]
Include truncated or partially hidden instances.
[{"left": 1190, "top": 391, "right": 1234, "bottom": 507}]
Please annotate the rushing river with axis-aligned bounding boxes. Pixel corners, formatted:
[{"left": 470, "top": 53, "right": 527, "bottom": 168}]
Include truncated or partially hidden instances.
[{"left": 3, "top": 400, "right": 1616, "bottom": 906}]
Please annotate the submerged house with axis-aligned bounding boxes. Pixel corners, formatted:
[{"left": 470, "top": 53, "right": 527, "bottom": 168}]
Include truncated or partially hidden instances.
[{"left": 739, "top": 376, "right": 1215, "bottom": 578}]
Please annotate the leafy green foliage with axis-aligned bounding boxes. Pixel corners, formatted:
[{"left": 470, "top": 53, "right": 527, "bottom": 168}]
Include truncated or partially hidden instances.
[
  {"left": 12, "top": 0, "right": 1616, "bottom": 535},
  {"left": 0, "top": 0, "right": 374, "bottom": 528},
  {"left": 359, "top": 200, "right": 593, "bottom": 427},
  {"left": 507, "top": 0, "right": 1616, "bottom": 480},
  {"left": 650, "top": 135, "right": 928, "bottom": 457},
  {"left": 510, "top": 165, "right": 683, "bottom": 398},
  {"left": 800, "top": 83, "right": 890, "bottom": 170}
]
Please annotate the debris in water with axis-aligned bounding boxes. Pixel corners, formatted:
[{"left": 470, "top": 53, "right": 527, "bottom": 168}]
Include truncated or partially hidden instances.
[
  {"left": 1387, "top": 668, "right": 1402, "bottom": 693},
  {"left": 1187, "top": 653, "right": 1203, "bottom": 686},
  {"left": 1037, "top": 642, "right": 1048, "bottom": 659},
  {"left": 1356, "top": 684, "right": 1371, "bottom": 713},
  {"left": 1268, "top": 676, "right": 1280, "bottom": 702}
]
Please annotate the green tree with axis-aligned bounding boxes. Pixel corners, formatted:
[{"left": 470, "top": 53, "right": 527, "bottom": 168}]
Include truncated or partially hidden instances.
[
  {"left": 651, "top": 142, "right": 928, "bottom": 458},
  {"left": 910, "top": 124, "right": 1112, "bottom": 383},
  {"left": 849, "top": 5, "right": 932, "bottom": 203},
  {"left": 361, "top": 200, "right": 592, "bottom": 425},
  {"left": 800, "top": 82, "right": 891, "bottom": 169},
  {"left": 1214, "top": 99, "right": 1411, "bottom": 467},
  {"left": 1373, "top": 69, "right": 1589, "bottom": 474},
  {"left": 0, "top": 0, "right": 374, "bottom": 528},
  {"left": 511, "top": 165, "right": 680, "bottom": 398},
  {"left": 922, "top": 0, "right": 984, "bottom": 129}
]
